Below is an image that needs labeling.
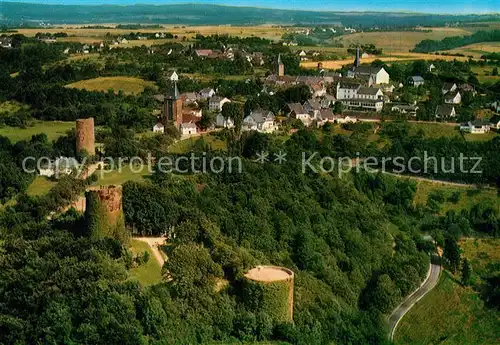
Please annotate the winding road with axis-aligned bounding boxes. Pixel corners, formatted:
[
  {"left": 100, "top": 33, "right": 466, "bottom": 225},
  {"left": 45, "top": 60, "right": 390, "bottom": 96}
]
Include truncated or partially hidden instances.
[{"left": 387, "top": 263, "right": 442, "bottom": 341}]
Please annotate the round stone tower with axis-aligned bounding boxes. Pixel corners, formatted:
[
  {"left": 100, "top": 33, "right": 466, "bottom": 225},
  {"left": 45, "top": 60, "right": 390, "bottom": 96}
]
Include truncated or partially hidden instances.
[
  {"left": 85, "top": 185, "right": 127, "bottom": 242},
  {"left": 243, "top": 265, "right": 294, "bottom": 323},
  {"left": 76, "top": 118, "right": 95, "bottom": 156}
]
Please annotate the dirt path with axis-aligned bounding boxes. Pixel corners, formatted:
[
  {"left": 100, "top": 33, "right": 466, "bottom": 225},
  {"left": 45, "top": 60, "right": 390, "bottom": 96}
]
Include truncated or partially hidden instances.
[
  {"left": 382, "top": 171, "right": 482, "bottom": 188},
  {"left": 387, "top": 263, "right": 442, "bottom": 341},
  {"left": 134, "top": 237, "right": 167, "bottom": 266}
]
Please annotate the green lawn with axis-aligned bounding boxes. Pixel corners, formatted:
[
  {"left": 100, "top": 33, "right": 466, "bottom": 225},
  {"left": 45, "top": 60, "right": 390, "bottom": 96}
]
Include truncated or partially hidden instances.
[
  {"left": 460, "top": 238, "right": 500, "bottom": 282},
  {"left": 413, "top": 181, "right": 499, "bottom": 215},
  {"left": 168, "top": 134, "right": 227, "bottom": 154},
  {"left": 463, "top": 132, "right": 499, "bottom": 142},
  {"left": 408, "top": 123, "right": 461, "bottom": 139},
  {"left": 129, "top": 239, "right": 163, "bottom": 286},
  {"left": 26, "top": 176, "right": 57, "bottom": 196},
  {"left": 471, "top": 66, "right": 500, "bottom": 84},
  {"left": 92, "top": 164, "right": 152, "bottom": 186},
  {"left": 394, "top": 271, "right": 500, "bottom": 345},
  {"left": 0, "top": 121, "right": 74, "bottom": 143}
]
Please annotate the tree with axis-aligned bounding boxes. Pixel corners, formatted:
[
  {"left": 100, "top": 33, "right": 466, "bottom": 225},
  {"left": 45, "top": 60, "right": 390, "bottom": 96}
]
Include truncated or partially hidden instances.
[
  {"left": 444, "top": 237, "right": 461, "bottom": 273},
  {"left": 334, "top": 101, "right": 344, "bottom": 114},
  {"left": 222, "top": 102, "right": 244, "bottom": 136},
  {"left": 461, "top": 258, "right": 472, "bottom": 286},
  {"left": 492, "top": 67, "right": 498, "bottom": 76}
]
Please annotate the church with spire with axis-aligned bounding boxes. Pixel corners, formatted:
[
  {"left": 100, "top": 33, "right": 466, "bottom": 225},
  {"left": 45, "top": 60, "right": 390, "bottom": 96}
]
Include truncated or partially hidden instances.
[
  {"left": 347, "top": 46, "right": 390, "bottom": 85},
  {"left": 276, "top": 53, "right": 285, "bottom": 77},
  {"left": 162, "top": 80, "right": 183, "bottom": 130}
]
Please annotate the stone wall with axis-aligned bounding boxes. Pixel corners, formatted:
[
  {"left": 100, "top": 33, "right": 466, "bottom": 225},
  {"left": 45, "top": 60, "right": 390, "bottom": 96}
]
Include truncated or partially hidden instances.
[{"left": 76, "top": 118, "right": 95, "bottom": 156}]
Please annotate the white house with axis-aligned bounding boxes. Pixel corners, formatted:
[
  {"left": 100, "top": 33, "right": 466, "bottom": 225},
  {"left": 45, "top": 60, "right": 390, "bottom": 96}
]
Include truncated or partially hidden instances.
[
  {"left": 444, "top": 91, "right": 461, "bottom": 104},
  {"left": 180, "top": 122, "right": 198, "bottom": 136},
  {"left": 209, "top": 97, "right": 231, "bottom": 111},
  {"left": 242, "top": 110, "right": 276, "bottom": 133},
  {"left": 200, "top": 88, "right": 216, "bottom": 99},
  {"left": 429, "top": 64, "right": 436, "bottom": 72},
  {"left": 442, "top": 82, "right": 457, "bottom": 95},
  {"left": 460, "top": 121, "right": 490, "bottom": 134},
  {"left": 288, "top": 103, "right": 312, "bottom": 126},
  {"left": 39, "top": 157, "right": 79, "bottom": 178},
  {"left": 337, "top": 83, "right": 384, "bottom": 112},
  {"left": 347, "top": 66, "right": 390, "bottom": 84},
  {"left": 391, "top": 104, "right": 419, "bottom": 117},
  {"left": 153, "top": 122, "right": 165, "bottom": 133},
  {"left": 216, "top": 113, "right": 234, "bottom": 128},
  {"left": 298, "top": 50, "right": 308, "bottom": 61},
  {"left": 435, "top": 104, "right": 456, "bottom": 119},
  {"left": 409, "top": 76, "right": 425, "bottom": 87}
]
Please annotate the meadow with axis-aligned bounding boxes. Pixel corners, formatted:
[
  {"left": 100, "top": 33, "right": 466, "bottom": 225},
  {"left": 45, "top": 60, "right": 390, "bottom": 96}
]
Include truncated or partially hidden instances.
[
  {"left": 470, "top": 65, "right": 500, "bottom": 84},
  {"left": 26, "top": 176, "right": 57, "bottom": 197},
  {"left": 92, "top": 164, "right": 152, "bottom": 187},
  {"left": 65, "top": 76, "right": 156, "bottom": 94},
  {"left": 0, "top": 121, "right": 74, "bottom": 143},
  {"left": 440, "top": 42, "right": 500, "bottom": 58},
  {"left": 413, "top": 181, "right": 499, "bottom": 215},
  {"left": 128, "top": 239, "right": 163, "bottom": 286},
  {"left": 395, "top": 238, "right": 500, "bottom": 345}
]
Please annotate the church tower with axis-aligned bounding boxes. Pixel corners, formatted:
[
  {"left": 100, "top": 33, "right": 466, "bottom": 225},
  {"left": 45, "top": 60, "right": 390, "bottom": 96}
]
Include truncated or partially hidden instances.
[
  {"left": 353, "top": 46, "right": 360, "bottom": 68},
  {"left": 162, "top": 80, "right": 183, "bottom": 129},
  {"left": 276, "top": 54, "right": 285, "bottom": 77}
]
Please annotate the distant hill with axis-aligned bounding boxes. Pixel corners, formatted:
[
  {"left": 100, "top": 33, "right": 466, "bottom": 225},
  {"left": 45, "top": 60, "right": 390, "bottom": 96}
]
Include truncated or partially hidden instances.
[{"left": 1, "top": 2, "right": 499, "bottom": 27}]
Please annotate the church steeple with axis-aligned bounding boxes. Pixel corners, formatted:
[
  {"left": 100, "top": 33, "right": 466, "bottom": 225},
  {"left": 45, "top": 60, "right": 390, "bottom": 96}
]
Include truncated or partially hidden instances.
[
  {"left": 162, "top": 80, "right": 182, "bottom": 130},
  {"left": 166, "top": 80, "right": 180, "bottom": 100},
  {"left": 276, "top": 53, "right": 285, "bottom": 77},
  {"left": 354, "top": 46, "right": 360, "bottom": 68}
]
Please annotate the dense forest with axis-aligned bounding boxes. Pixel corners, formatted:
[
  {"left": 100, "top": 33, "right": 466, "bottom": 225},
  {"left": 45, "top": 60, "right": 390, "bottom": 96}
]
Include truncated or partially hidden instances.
[{"left": 412, "top": 30, "right": 500, "bottom": 53}]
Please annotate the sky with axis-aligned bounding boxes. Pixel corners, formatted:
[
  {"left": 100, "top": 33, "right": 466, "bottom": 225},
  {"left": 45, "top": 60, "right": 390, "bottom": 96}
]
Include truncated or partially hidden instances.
[{"left": 4, "top": 0, "right": 499, "bottom": 14}]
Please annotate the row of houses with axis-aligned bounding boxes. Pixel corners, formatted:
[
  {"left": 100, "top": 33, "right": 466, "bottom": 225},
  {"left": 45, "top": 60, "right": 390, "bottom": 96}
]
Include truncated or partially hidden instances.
[{"left": 194, "top": 48, "right": 265, "bottom": 65}]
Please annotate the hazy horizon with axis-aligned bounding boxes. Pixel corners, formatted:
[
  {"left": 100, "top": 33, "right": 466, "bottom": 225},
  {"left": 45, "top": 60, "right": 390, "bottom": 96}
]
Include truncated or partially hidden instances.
[{"left": 3, "top": 0, "right": 499, "bottom": 15}]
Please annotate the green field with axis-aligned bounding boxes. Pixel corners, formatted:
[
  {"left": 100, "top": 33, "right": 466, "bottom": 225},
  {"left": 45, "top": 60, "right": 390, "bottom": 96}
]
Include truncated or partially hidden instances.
[
  {"left": 128, "top": 239, "right": 163, "bottom": 286},
  {"left": 26, "top": 176, "right": 57, "bottom": 196},
  {"left": 408, "top": 123, "right": 461, "bottom": 139},
  {"left": 92, "top": 164, "right": 152, "bottom": 186},
  {"left": 66, "top": 76, "right": 157, "bottom": 94},
  {"left": 0, "top": 101, "right": 29, "bottom": 116},
  {"left": 471, "top": 66, "right": 500, "bottom": 84},
  {"left": 463, "top": 132, "right": 499, "bottom": 142},
  {"left": 0, "top": 121, "right": 74, "bottom": 143},
  {"left": 395, "top": 238, "right": 500, "bottom": 345},
  {"left": 413, "top": 181, "right": 499, "bottom": 214},
  {"left": 460, "top": 238, "right": 500, "bottom": 281},
  {"left": 168, "top": 134, "right": 227, "bottom": 154}
]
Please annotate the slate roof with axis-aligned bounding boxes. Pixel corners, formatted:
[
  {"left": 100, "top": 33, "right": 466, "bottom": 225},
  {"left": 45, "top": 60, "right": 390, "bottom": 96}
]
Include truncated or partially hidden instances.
[{"left": 357, "top": 87, "right": 381, "bottom": 96}]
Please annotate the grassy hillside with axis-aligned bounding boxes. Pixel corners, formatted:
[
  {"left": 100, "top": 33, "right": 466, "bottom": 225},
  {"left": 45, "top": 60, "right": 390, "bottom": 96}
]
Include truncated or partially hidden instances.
[
  {"left": 0, "top": 121, "right": 74, "bottom": 143},
  {"left": 395, "top": 238, "right": 500, "bottom": 345},
  {"left": 66, "top": 77, "right": 156, "bottom": 95},
  {"left": 128, "top": 239, "right": 163, "bottom": 286},
  {"left": 413, "top": 181, "right": 499, "bottom": 215}
]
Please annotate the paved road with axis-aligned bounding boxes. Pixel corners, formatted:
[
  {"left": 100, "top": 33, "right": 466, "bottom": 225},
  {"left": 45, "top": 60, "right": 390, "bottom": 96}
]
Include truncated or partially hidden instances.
[{"left": 388, "top": 263, "right": 441, "bottom": 341}]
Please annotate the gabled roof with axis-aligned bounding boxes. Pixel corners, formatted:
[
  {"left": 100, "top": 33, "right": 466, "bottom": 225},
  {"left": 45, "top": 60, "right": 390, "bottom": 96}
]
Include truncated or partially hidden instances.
[
  {"left": 304, "top": 99, "right": 322, "bottom": 110},
  {"left": 287, "top": 103, "right": 306, "bottom": 114},
  {"left": 435, "top": 104, "right": 455, "bottom": 117},
  {"left": 442, "top": 82, "right": 456, "bottom": 91},
  {"left": 352, "top": 66, "right": 384, "bottom": 75},
  {"left": 444, "top": 90, "right": 460, "bottom": 100},
  {"left": 338, "top": 81, "right": 361, "bottom": 89},
  {"left": 200, "top": 87, "right": 215, "bottom": 94},
  {"left": 248, "top": 110, "right": 275, "bottom": 123},
  {"left": 410, "top": 76, "right": 425, "bottom": 82},
  {"left": 210, "top": 96, "right": 229, "bottom": 103},
  {"left": 358, "top": 87, "right": 381, "bottom": 96},
  {"left": 319, "top": 109, "right": 335, "bottom": 120}
]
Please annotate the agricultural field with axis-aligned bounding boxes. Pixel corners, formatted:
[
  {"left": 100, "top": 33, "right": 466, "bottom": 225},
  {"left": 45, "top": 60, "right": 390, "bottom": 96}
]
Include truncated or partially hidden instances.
[
  {"left": 395, "top": 238, "right": 500, "bottom": 345},
  {"left": 440, "top": 42, "right": 500, "bottom": 58},
  {"left": 413, "top": 181, "right": 499, "bottom": 215},
  {"left": 463, "top": 132, "right": 499, "bottom": 142},
  {"left": 0, "top": 121, "right": 74, "bottom": 143},
  {"left": 471, "top": 65, "right": 500, "bottom": 84},
  {"left": 0, "top": 101, "right": 29, "bottom": 116},
  {"left": 336, "top": 28, "right": 472, "bottom": 53},
  {"left": 300, "top": 52, "right": 470, "bottom": 70},
  {"left": 65, "top": 76, "right": 156, "bottom": 94},
  {"left": 128, "top": 239, "right": 163, "bottom": 286}
]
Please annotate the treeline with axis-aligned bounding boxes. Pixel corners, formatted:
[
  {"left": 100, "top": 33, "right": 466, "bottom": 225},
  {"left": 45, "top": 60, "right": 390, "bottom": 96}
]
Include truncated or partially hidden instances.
[{"left": 412, "top": 30, "right": 500, "bottom": 53}]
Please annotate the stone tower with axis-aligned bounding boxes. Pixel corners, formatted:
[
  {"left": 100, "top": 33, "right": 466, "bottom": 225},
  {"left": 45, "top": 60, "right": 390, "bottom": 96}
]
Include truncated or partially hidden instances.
[
  {"left": 75, "top": 118, "right": 95, "bottom": 156},
  {"left": 354, "top": 46, "right": 360, "bottom": 68},
  {"left": 85, "top": 185, "right": 127, "bottom": 243},
  {"left": 162, "top": 80, "right": 183, "bottom": 129},
  {"left": 243, "top": 265, "right": 294, "bottom": 323},
  {"left": 276, "top": 54, "right": 285, "bottom": 77}
]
